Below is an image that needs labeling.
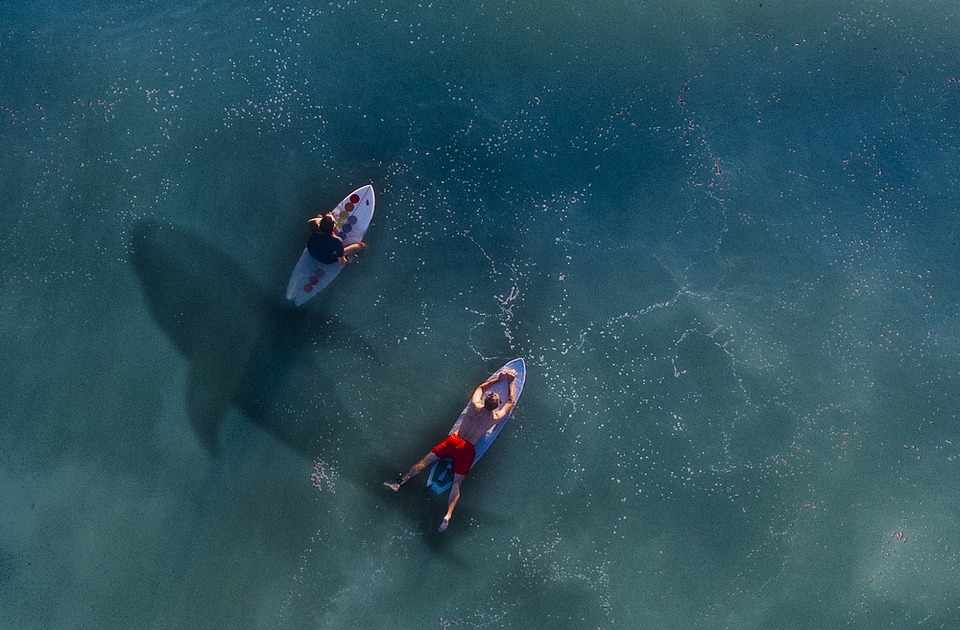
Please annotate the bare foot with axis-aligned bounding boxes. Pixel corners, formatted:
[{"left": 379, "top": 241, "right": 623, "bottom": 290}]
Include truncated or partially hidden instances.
[
  {"left": 383, "top": 481, "right": 401, "bottom": 492},
  {"left": 438, "top": 517, "right": 450, "bottom": 532}
]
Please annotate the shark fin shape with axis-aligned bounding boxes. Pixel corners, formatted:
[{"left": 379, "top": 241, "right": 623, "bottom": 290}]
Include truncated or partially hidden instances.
[{"left": 186, "top": 366, "right": 237, "bottom": 455}]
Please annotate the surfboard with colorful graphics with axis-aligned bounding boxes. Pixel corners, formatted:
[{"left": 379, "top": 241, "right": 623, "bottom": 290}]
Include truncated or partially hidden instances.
[
  {"left": 426, "top": 358, "right": 526, "bottom": 494},
  {"left": 285, "top": 184, "right": 375, "bottom": 306}
]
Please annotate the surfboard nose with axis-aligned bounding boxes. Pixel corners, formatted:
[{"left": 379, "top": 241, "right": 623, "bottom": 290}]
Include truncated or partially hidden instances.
[{"left": 358, "top": 184, "right": 375, "bottom": 206}]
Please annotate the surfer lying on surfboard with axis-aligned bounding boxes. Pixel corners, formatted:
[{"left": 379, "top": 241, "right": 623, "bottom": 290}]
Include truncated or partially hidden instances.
[
  {"left": 307, "top": 212, "right": 366, "bottom": 265},
  {"left": 384, "top": 368, "right": 518, "bottom": 532}
]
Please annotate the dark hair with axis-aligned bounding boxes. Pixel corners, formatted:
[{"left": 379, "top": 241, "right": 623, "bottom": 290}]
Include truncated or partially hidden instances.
[
  {"left": 318, "top": 214, "right": 335, "bottom": 234},
  {"left": 484, "top": 393, "right": 500, "bottom": 411}
]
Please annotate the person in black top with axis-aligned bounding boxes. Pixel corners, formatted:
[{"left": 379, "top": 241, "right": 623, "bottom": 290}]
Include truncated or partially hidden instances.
[{"left": 307, "top": 213, "right": 366, "bottom": 264}]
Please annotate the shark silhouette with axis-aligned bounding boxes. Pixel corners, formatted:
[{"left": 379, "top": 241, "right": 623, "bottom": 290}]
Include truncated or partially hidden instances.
[{"left": 130, "top": 219, "right": 376, "bottom": 458}]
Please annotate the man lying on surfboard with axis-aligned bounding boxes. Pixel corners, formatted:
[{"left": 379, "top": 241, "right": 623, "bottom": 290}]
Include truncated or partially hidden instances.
[{"left": 384, "top": 368, "right": 518, "bottom": 532}]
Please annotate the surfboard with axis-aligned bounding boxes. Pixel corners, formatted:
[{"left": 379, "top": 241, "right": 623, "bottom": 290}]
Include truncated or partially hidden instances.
[
  {"left": 285, "top": 184, "right": 375, "bottom": 306},
  {"left": 426, "top": 357, "right": 526, "bottom": 494}
]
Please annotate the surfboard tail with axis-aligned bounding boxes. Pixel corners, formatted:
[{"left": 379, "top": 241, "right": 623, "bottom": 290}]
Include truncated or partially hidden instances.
[{"left": 426, "top": 459, "right": 455, "bottom": 495}]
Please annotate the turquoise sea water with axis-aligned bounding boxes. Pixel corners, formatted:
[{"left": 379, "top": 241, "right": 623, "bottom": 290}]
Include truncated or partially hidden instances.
[{"left": 4, "top": 1, "right": 960, "bottom": 628}]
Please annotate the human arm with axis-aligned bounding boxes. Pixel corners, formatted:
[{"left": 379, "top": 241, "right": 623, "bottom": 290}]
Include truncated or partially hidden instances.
[
  {"left": 492, "top": 376, "right": 517, "bottom": 421},
  {"left": 471, "top": 370, "right": 510, "bottom": 407},
  {"left": 471, "top": 368, "right": 516, "bottom": 411}
]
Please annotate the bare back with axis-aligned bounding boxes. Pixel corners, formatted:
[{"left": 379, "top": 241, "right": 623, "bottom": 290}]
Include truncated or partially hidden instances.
[
  {"left": 453, "top": 405, "right": 501, "bottom": 445},
  {"left": 453, "top": 370, "right": 517, "bottom": 445}
]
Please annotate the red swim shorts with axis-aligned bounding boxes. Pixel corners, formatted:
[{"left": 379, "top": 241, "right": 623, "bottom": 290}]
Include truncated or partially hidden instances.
[{"left": 431, "top": 434, "right": 477, "bottom": 476}]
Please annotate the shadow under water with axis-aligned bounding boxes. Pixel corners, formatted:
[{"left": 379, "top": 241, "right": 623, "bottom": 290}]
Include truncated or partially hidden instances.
[{"left": 129, "top": 219, "right": 378, "bottom": 462}]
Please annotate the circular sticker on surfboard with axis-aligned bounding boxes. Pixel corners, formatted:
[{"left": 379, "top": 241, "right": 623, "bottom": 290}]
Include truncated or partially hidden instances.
[{"left": 288, "top": 184, "right": 375, "bottom": 306}]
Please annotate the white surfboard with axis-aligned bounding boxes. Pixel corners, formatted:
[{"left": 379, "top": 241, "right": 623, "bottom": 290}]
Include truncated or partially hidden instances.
[
  {"left": 426, "top": 358, "right": 526, "bottom": 494},
  {"left": 285, "top": 184, "right": 375, "bottom": 306}
]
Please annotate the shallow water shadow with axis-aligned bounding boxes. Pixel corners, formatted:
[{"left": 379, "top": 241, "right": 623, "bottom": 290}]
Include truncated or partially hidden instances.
[{"left": 130, "top": 219, "right": 377, "bottom": 459}]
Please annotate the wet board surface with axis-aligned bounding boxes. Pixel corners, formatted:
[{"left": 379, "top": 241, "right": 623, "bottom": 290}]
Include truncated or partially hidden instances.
[
  {"left": 426, "top": 358, "right": 526, "bottom": 494},
  {"left": 285, "top": 184, "right": 375, "bottom": 306}
]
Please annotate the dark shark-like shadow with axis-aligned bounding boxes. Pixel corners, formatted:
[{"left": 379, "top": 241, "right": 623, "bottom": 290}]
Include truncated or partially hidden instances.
[{"left": 130, "top": 219, "right": 378, "bottom": 460}]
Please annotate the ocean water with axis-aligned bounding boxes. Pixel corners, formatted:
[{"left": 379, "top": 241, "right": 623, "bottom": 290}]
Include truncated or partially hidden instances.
[{"left": 3, "top": 0, "right": 960, "bottom": 628}]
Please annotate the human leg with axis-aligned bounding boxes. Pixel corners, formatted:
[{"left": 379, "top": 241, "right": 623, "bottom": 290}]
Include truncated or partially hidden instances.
[
  {"left": 383, "top": 452, "right": 439, "bottom": 491},
  {"left": 438, "top": 473, "right": 465, "bottom": 532}
]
